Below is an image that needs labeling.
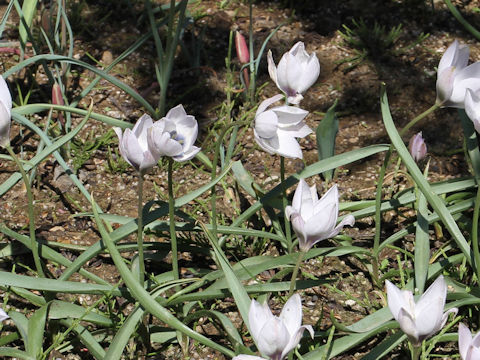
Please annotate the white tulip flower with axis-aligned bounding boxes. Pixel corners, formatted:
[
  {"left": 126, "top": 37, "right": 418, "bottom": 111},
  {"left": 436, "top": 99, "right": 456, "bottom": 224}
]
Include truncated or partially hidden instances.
[
  {"left": 247, "top": 294, "right": 314, "bottom": 360},
  {"left": 232, "top": 356, "right": 264, "bottom": 360},
  {"left": 285, "top": 179, "right": 355, "bottom": 252},
  {"left": 148, "top": 104, "right": 200, "bottom": 162},
  {"left": 436, "top": 40, "right": 480, "bottom": 108},
  {"left": 459, "top": 323, "right": 480, "bottom": 360},
  {"left": 114, "top": 114, "right": 160, "bottom": 173},
  {"left": 268, "top": 42, "right": 320, "bottom": 104},
  {"left": 254, "top": 94, "right": 312, "bottom": 159},
  {"left": 0, "top": 75, "right": 12, "bottom": 147},
  {"left": 386, "top": 275, "right": 458, "bottom": 347}
]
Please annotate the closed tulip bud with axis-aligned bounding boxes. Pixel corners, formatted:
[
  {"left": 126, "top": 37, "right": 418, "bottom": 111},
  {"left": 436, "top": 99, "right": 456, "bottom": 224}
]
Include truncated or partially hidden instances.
[
  {"left": 436, "top": 40, "right": 480, "bottom": 108},
  {"left": 267, "top": 42, "right": 320, "bottom": 104},
  {"left": 459, "top": 323, "right": 480, "bottom": 360},
  {"left": 148, "top": 104, "right": 200, "bottom": 162},
  {"left": 0, "top": 75, "right": 12, "bottom": 148},
  {"left": 52, "top": 83, "right": 64, "bottom": 106},
  {"left": 240, "top": 294, "right": 313, "bottom": 360},
  {"left": 235, "top": 31, "right": 250, "bottom": 64},
  {"left": 285, "top": 179, "right": 355, "bottom": 252},
  {"left": 386, "top": 275, "right": 458, "bottom": 347},
  {"left": 254, "top": 94, "right": 312, "bottom": 159},
  {"left": 114, "top": 114, "right": 160, "bottom": 173},
  {"left": 408, "top": 132, "right": 427, "bottom": 162}
]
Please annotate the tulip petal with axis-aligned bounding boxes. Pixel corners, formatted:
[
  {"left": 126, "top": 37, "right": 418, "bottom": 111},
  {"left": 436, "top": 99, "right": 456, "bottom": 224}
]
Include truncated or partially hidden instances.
[
  {"left": 0, "top": 101, "right": 11, "bottom": 147},
  {"left": 398, "top": 307, "right": 419, "bottom": 345},
  {"left": 459, "top": 323, "right": 472, "bottom": 360},
  {"left": 232, "top": 356, "right": 265, "bottom": 360},
  {"left": 175, "top": 114, "right": 198, "bottom": 149},
  {"left": 281, "top": 324, "right": 314, "bottom": 359},
  {"left": 255, "top": 110, "right": 278, "bottom": 138},
  {"left": 274, "top": 106, "right": 309, "bottom": 127},
  {"left": 449, "top": 62, "right": 480, "bottom": 106},
  {"left": 438, "top": 40, "right": 459, "bottom": 74},
  {"left": 325, "top": 214, "right": 355, "bottom": 240},
  {"left": 256, "top": 94, "right": 284, "bottom": 116},
  {"left": 257, "top": 317, "right": 290, "bottom": 358},
  {"left": 0, "top": 308, "right": 8, "bottom": 322},
  {"left": 297, "top": 54, "right": 320, "bottom": 94},
  {"left": 291, "top": 179, "right": 307, "bottom": 211},
  {"left": 279, "top": 294, "right": 302, "bottom": 334},
  {"left": 386, "top": 281, "right": 413, "bottom": 321},
  {"left": 173, "top": 145, "right": 200, "bottom": 162},
  {"left": 0, "top": 76, "right": 12, "bottom": 113},
  {"left": 273, "top": 131, "right": 303, "bottom": 159},
  {"left": 290, "top": 212, "right": 308, "bottom": 249},
  {"left": 249, "top": 299, "right": 274, "bottom": 343},
  {"left": 436, "top": 67, "right": 456, "bottom": 105},
  {"left": 313, "top": 185, "right": 339, "bottom": 215},
  {"left": 267, "top": 49, "right": 278, "bottom": 85}
]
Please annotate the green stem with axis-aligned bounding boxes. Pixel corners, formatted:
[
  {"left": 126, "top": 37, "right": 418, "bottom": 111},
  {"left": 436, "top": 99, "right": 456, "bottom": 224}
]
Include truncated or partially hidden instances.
[
  {"left": 288, "top": 251, "right": 305, "bottom": 297},
  {"left": 280, "top": 157, "right": 292, "bottom": 253},
  {"left": 137, "top": 173, "right": 145, "bottom": 285},
  {"left": 410, "top": 344, "right": 421, "bottom": 360},
  {"left": 6, "top": 145, "right": 45, "bottom": 278},
  {"left": 248, "top": 0, "right": 255, "bottom": 102},
  {"left": 444, "top": 0, "right": 480, "bottom": 41},
  {"left": 472, "top": 185, "right": 480, "bottom": 282},
  {"left": 399, "top": 103, "right": 439, "bottom": 137},
  {"left": 168, "top": 159, "right": 179, "bottom": 284}
]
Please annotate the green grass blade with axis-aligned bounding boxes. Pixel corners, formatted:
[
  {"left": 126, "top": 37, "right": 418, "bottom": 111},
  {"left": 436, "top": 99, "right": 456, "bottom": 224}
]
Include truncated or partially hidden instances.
[
  {"left": 316, "top": 99, "right": 339, "bottom": 182},
  {"left": 0, "top": 348, "right": 34, "bottom": 360},
  {"left": 414, "top": 190, "right": 430, "bottom": 294},
  {"left": 49, "top": 300, "right": 112, "bottom": 327},
  {"left": 26, "top": 305, "right": 47, "bottom": 357},
  {"left": 105, "top": 306, "right": 144, "bottom": 359}
]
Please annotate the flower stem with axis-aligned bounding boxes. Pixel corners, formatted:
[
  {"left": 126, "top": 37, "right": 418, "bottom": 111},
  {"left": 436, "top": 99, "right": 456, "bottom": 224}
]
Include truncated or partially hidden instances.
[
  {"left": 410, "top": 344, "right": 421, "bottom": 360},
  {"left": 137, "top": 173, "right": 145, "bottom": 285},
  {"left": 6, "top": 145, "right": 45, "bottom": 278},
  {"left": 399, "top": 103, "right": 439, "bottom": 137},
  {"left": 288, "top": 251, "right": 305, "bottom": 297},
  {"left": 280, "top": 156, "right": 292, "bottom": 253},
  {"left": 168, "top": 159, "right": 179, "bottom": 284},
  {"left": 472, "top": 185, "right": 480, "bottom": 282}
]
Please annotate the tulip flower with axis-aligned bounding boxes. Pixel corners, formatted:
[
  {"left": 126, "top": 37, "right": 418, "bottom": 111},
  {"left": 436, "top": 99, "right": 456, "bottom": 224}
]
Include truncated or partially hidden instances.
[
  {"left": 0, "top": 308, "right": 8, "bottom": 322},
  {"left": 465, "top": 89, "right": 480, "bottom": 133},
  {"left": 148, "top": 104, "right": 200, "bottom": 162},
  {"left": 235, "top": 31, "right": 250, "bottom": 64},
  {"left": 436, "top": 39, "right": 480, "bottom": 108},
  {"left": 114, "top": 114, "right": 160, "bottom": 173},
  {"left": 459, "top": 323, "right": 480, "bottom": 360},
  {"left": 267, "top": 42, "right": 320, "bottom": 104},
  {"left": 408, "top": 132, "right": 427, "bottom": 162},
  {"left": 386, "top": 275, "right": 458, "bottom": 347},
  {"left": 254, "top": 94, "right": 312, "bottom": 159},
  {"left": 0, "top": 75, "right": 12, "bottom": 147},
  {"left": 247, "top": 294, "right": 314, "bottom": 360},
  {"left": 285, "top": 179, "right": 354, "bottom": 252}
]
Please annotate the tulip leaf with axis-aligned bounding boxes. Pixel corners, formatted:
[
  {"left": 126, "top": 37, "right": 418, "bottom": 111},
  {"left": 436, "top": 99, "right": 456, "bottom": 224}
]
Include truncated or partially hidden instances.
[
  {"left": 380, "top": 86, "right": 472, "bottom": 263},
  {"left": 59, "top": 319, "right": 106, "bottom": 359},
  {"left": 105, "top": 306, "right": 145, "bottom": 359},
  {"left": 26, "top": 304, "right": 47, "bottom": 357},
  {"left": 48, "top": 300, "right": 112, "bottom": 327},
  {"left": 361, "top": 332, "right": 406, "bottom": 360},
  {"left": 17, "top": 0, "right": 38, "bottom": 48},
  {"left": 8, "top": 311, "right": 29, "bottom": 347},
  {"left": 0, "top": 348, "right": 34, "bottom": 360},
  {"left": 414, "top": 189, "right": 430, "bottom": 294},
  {"left": 316, "top": 99, "right": 339, "bottom": 182}
]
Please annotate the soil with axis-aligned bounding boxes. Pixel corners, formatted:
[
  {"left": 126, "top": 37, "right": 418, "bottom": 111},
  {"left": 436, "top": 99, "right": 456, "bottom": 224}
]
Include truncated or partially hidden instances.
[{"left": 1, "top": 0, "right": 479, "bottom": 358}]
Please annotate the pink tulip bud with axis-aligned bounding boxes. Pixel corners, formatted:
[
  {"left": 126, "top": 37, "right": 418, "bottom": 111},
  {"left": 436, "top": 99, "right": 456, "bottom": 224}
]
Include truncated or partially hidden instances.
[
  {"left": 52, "top": 83, "right": 64, "bottom": 106},
  {"left": 235, "top": 31, "right": 249, "bottom": 64},
  {"left": 408, "top": 132, "right": 427, "bottom": 162}
]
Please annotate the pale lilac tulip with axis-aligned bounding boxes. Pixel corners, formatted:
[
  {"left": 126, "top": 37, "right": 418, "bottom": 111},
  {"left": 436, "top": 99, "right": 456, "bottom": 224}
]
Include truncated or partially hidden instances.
[
  {"left": 408, "top": 132, "right": 427, "bottom": 162},
  {"left": 465, "top": 89, "right": 480, "bottom": 133},
  {"left": 248, "top": 294, "right": 314, "bottom": 360},
  {"left": 386, "top": 275, "right": 458, "bottom": 347},
  {"left": 268, "top": 42, "right": 320, "bottom": 104},
  {"left": 459, "top": 323, "right": 480, "bottom": 360},
  {"left": 254, "top": 94, "right": 312, "bottom": 159},
  {"left": 0, "top": 75, "right": 12, "bottom": 147},
  {"left": 114, "top": 114, "right": 159, "bottom": 173},
  {"left": 0, "top": 308, "right": 8, "bottom": 322},
  {"left": 436, "top": 40, "right": 480, "bottom": 108},
  {"left": 285, "top": 179, "right": 354, "bottom": 252},
  {"left": 148, "top": 104, "right": 200, "bottom": 162}
]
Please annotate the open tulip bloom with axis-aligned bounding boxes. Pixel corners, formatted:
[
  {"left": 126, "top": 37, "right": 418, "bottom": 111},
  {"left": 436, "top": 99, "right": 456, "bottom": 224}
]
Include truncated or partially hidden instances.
[
  {"left": 268, "top": 42, "right": 320, "bottom": 104},
  {"left": 285, "top": 179, "right": 355, "bottom": 252},
  {"left": 254, "top": 94, "right": 312, "bottom": 159},
  {"left": 459, "top": 323, "right": 480, "bottom": 360},
  {"left": 148, "top": 104, "right": 200, "bottom": 162},
  {"left": 386, "top": 275, "right": 458, "bottom": 347},
  {"left": 0, "top": 75, "right": 12, "bottom": 147},
  {"left": 234, "top": 294, "right": 313, "bottom": 360},
  {"left": 436, "top": 39, "right": 480, "bottom": 108},
  {"left": 465, "top": 88, "right": 480, "bottom": 133},
  {"left": 114, "top": 114, "right": 159, "bottom": 173}
]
